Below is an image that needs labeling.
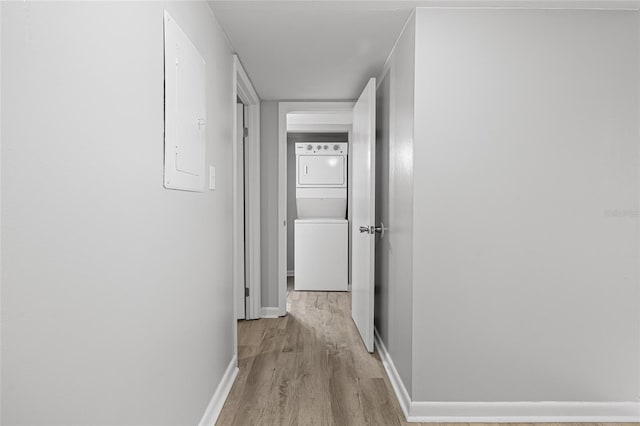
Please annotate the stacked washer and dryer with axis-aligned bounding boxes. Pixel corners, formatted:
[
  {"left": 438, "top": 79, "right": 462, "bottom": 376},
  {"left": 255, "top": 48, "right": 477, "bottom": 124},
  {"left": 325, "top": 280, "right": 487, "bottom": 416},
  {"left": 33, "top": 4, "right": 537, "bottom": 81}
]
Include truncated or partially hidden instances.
[{"left": 294, "top": 142, "right": 349, "bottom": 291}]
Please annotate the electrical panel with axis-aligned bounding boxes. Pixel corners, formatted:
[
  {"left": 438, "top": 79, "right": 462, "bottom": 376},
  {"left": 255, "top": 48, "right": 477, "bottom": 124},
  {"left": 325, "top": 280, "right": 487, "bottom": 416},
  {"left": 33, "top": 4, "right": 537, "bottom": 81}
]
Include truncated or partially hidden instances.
[{"left": 163, "top": 11, "right": 206, "bottom": 192}]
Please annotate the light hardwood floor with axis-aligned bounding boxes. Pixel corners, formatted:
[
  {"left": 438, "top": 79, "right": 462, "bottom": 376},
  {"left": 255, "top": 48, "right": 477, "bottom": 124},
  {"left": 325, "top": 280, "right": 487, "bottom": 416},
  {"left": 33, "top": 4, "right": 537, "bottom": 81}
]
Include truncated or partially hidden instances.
[{"left": 216, "top": 282, "right": 635, "bottom": 426}]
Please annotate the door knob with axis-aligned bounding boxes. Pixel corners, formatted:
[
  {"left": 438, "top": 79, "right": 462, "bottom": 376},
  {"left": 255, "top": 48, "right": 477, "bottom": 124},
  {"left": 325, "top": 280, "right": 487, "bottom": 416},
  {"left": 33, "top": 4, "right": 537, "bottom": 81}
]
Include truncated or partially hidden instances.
[
  {"left": 373, "top": 221, "right": 387, "bottom": 239},
  {"left": 359, "top": 226, "right": 371, "bottom": 234}
]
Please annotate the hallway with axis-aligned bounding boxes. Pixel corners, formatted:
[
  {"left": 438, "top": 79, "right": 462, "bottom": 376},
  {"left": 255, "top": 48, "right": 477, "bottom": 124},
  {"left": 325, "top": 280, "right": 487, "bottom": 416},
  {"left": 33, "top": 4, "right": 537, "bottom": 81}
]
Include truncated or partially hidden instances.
[
  {"left": 216, "top": 285, "right": 622, "bottom": 426},
  {"left": 217, "top": 282, "right": 406, "bottom": 425}
]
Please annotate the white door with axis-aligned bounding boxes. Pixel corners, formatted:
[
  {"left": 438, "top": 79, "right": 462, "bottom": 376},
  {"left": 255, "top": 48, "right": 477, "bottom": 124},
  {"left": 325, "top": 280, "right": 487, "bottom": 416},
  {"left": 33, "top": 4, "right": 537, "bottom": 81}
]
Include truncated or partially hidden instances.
[{"left": 351, "top": 78, "right": 376, "bottom": 352}]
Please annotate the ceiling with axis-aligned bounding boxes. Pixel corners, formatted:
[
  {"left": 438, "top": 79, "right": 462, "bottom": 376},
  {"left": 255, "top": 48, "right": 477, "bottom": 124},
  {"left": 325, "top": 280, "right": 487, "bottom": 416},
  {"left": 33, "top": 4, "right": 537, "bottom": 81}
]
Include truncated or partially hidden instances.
[
  {"left": 209, "top": 1, "right": 413, "bottom": 100},
  {"left": 210, "top": 0, "right": 640, "bottom": 101}
]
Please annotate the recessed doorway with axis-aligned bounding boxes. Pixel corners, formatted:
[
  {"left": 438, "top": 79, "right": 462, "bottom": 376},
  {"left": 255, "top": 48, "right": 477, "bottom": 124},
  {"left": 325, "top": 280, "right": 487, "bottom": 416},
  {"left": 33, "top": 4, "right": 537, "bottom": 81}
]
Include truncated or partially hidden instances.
[
  {"left": 287, "top": 132, "right": 350, "bottom": 289},
  {"left": 277, "top": 103, "right": 355, "bottom": 316}
]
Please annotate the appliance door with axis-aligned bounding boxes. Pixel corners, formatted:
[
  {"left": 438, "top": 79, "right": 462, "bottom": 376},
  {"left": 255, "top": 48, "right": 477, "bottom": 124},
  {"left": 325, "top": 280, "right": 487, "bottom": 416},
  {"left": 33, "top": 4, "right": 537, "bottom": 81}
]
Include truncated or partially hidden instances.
[
  {"left": 297, "top": 155, "right": 345, "bottom": 185},
  {"left": 294, "top": 219, "right": 348, "bottom": 291}
]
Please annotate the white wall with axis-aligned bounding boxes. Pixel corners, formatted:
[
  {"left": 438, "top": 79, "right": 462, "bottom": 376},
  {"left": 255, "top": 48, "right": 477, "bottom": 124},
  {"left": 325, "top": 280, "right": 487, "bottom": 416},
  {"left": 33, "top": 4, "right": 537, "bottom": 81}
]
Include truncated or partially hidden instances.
[
  {"left": 412, "top": 8, "right": 640, "bottom": 402},
  {"left": 374, "top": 13, "right": 416, "bottom": 396},
  {"left": 260, "top": 100, "right": 280, "bottom": 308},
  {"left": 1, "top": 2, "right": 235, "bottom": 424}
]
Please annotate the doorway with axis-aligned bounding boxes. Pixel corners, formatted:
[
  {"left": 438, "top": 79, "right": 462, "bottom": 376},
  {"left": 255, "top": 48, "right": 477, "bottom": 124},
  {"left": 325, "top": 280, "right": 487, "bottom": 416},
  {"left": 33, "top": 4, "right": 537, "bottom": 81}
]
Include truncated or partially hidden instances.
[
  {"left": 233, "top": 56, "right": 261, "bottom": 324},
  {"left": 235, "top": 101, "right": 250, "bottom": 320},
  {"left": 276, "top": 103, "right": 355, "bottom": 316},
  {"left": 286, "top": 132, "right": 350, "bottom": 289},
  {"left": 274, "top": 82, "right": 377, "bottom": 352}
]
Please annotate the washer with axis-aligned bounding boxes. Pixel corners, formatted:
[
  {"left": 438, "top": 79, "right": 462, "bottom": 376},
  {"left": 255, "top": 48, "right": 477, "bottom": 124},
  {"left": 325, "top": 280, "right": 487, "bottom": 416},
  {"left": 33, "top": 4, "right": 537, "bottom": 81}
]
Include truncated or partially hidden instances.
[{"left": 294, "top": 218, "right": 348, "bottom": 291}]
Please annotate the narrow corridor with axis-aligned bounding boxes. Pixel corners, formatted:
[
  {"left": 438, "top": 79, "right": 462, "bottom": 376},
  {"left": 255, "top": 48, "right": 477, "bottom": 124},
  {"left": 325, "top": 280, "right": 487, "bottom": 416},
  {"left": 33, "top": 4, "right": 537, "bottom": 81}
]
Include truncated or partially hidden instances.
[{"left": 217, "top": 280, "right": 405, "bottom": 425}]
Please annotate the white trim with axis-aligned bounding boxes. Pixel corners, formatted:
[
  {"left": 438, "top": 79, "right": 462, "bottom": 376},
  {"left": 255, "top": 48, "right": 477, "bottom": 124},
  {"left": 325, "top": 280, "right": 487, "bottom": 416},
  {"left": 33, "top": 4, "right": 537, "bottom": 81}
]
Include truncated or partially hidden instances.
[
  {"left": 0, "top": 1, "right": 3, "bottom": 386},
  {"left": 277, "top": 102, "right": 355, "bottom": 317},
  {"left": 374, "top": 328, "right": 411, "bottom": 419},
  {"left": 411, "top": 1, "right": 640, "bottom": 9},
  {"left": 198, "top": 355, "right": 239, "bottom": 426},
  {"left": 287, "top": 111, "right": 352, "bottom": 128},
  {"left": 234, "top": 102, "right": 246, "bottom": 321},
  {"left": 638, "top": 9, "right": 640, "bottom": 402},
  {"left": 287, "top": 123, "right": 352, "bottom": 133},
  {"left": 408, "top": 401, "right": 640, "bottom": 423},
  {"left": 375, "top": 329, "right": 640, "bottom": 423},
  {"left": 287, "top": 270, "right": 294, "bottom": 277},
  {"left": 260, "top": 307, "right": 281, "bottom": 318},
  {"left": 233, "top": 56, "right": 261, "bottom": 321}
]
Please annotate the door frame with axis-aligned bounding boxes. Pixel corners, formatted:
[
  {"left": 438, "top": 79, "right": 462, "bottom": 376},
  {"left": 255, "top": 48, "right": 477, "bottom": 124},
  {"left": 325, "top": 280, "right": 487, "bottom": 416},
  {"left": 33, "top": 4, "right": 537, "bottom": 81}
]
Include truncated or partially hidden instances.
[
  {"left": 277, "top": 102, "right": 354, "bottom": 316},
  {"left": 233, "top": 56, "right": 261, "bottom": 325}
]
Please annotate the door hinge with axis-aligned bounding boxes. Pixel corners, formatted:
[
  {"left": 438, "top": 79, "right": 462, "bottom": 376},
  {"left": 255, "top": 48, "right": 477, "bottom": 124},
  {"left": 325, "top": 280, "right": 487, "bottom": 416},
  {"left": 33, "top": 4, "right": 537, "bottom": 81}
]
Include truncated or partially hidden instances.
[
  {"left": 245, "top": 287, "right": 250, "bottom": 297},
  {"left": 243, "top": 127, "right": 249, "bottom": 138}
]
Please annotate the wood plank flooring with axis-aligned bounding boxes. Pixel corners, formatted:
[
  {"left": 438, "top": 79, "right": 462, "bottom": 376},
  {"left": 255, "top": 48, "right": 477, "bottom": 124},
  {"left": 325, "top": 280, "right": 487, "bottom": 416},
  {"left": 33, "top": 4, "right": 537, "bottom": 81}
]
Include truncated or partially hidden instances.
[{"left": 216, "top": 282, "right": 636, "bottom": 426}]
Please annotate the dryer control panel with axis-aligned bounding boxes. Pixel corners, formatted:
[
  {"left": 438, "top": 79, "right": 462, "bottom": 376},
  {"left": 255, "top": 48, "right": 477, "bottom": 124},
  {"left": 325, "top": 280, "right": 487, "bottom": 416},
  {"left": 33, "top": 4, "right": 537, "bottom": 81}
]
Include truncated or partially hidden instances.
[{"left": 295, "top": 142, "right": 347, "bottom": 155}]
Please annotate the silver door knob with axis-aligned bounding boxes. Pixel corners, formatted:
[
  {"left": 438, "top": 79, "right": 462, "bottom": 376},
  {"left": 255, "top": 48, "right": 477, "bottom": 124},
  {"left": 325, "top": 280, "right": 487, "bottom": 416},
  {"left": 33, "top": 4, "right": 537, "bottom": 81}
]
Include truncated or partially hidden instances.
[
  {"left": 373, "top": 221, "right": 387, "bottom": 239},
  {"left": 359, "top": 226, "right": 370, "bottom": 234}
]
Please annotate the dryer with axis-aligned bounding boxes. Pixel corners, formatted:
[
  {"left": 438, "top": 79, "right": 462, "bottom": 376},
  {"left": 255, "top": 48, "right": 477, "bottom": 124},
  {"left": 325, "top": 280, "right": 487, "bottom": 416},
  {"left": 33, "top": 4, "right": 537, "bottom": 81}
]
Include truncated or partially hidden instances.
[{"left": 295, "top": 143, "right": 348, "bottom": 219}]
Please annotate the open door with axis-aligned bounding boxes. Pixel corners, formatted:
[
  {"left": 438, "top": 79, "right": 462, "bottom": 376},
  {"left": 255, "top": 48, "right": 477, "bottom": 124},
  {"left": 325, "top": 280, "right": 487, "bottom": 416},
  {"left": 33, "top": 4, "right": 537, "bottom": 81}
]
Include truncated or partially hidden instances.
[{"left": 351, "top": 78, "right": 376, "bottom": 352}]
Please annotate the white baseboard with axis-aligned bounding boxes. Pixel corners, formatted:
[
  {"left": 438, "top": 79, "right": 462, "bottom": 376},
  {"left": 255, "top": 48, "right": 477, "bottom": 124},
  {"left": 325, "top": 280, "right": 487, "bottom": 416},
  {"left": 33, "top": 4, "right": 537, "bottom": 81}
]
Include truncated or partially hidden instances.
[
  {"left": 198, "top": 355, "right": 239, "bottom": 426},
  {"left": 278, "top": 304, "right": 287, "bottom": 317},
  {"left": 260, "top": 306, "right": 281, "bottom": 318},
  {"left": 408, "top": 401, "right": 640, "bottom": 423},
  {"left": 287, "top": 270, "right": 294, "bottom": 277},
  {"left": 374, "top": 328, "right": 640, "bottom": 423},
  {"left": 374, "top": 328, "right": 411, "bottom": 419}
]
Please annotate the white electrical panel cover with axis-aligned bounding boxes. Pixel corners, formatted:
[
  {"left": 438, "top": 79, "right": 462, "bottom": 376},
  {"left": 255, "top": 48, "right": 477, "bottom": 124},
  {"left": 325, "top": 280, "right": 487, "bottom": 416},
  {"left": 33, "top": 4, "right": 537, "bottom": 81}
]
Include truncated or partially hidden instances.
[{"left": 163, "top": 11, "right": 206, "bottom": 192}]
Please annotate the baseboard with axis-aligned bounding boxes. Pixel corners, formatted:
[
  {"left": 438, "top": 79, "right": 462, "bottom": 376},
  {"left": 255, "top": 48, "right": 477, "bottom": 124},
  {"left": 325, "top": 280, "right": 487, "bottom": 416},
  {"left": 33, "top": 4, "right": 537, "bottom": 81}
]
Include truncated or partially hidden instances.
[
  {"left": 408, "top": 401, "right": 640, "bottom": 423},
  {"left": 287, "top": 270, "right": 294, "bottom": 277},
  {"left": 278, "top": 304, "right": 287, "bottom": 317},
  {"left": 198, "top": 355, "right": 239, "bottom": 426},
  {"left": 373, "top": 328, "right": 411, "bottom": 419},
  {"left": 260, "top": 306, "right": 281, "bottom": 318},
  {"left": 374, "top": 329, "right": 640, "bottom": 423}
]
